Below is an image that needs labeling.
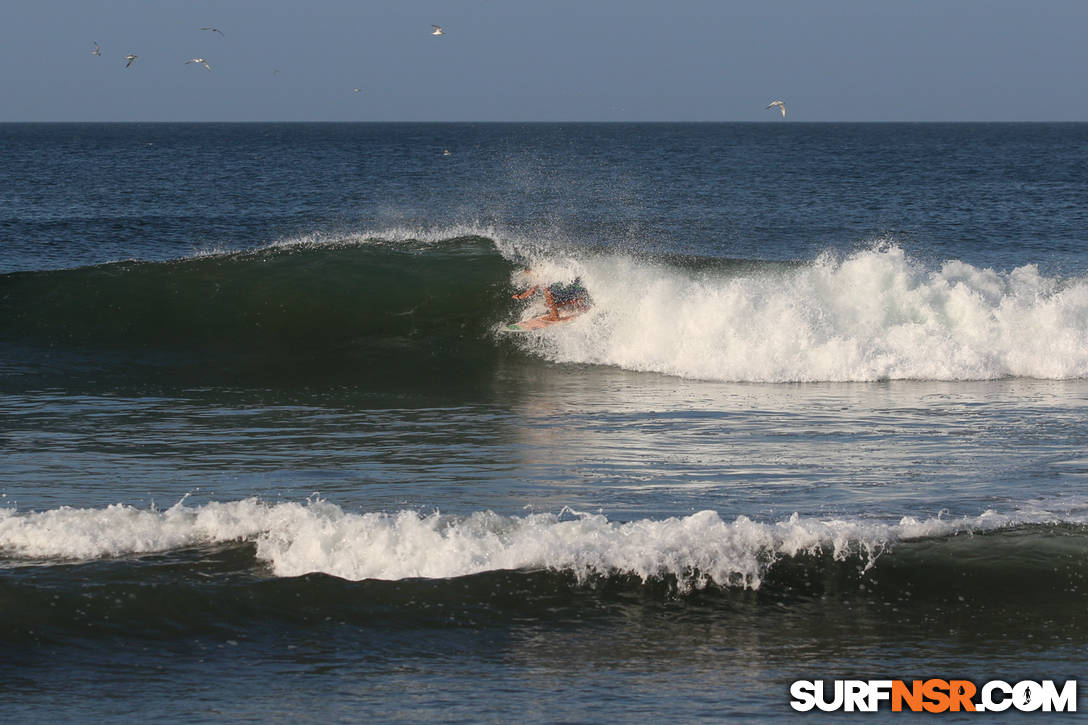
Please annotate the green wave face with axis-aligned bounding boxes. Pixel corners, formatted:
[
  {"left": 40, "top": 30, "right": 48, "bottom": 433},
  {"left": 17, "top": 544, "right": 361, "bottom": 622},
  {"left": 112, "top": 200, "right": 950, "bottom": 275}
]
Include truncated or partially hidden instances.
[{"left": 0, "top": 236, "right": 520, "bottom": 388}]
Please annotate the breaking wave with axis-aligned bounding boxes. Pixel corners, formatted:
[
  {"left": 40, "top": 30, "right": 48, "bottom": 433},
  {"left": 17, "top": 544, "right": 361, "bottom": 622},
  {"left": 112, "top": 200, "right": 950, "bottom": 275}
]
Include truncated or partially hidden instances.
[
  {"left": 516, "top": 244, "right": 1088, "bottom": 382},
  {"left": 2, "top": 231, "right": 1085, "bottom": 384},
  {"left": 3, "top": 497, "right": 1086, "bottom": 591}
]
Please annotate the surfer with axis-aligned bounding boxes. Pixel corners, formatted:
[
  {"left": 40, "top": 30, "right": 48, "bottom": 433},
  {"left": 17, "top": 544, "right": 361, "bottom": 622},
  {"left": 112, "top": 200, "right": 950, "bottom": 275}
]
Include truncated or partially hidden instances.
[{"left": 512, "top": 275, "right": 591, "bottom": 321}]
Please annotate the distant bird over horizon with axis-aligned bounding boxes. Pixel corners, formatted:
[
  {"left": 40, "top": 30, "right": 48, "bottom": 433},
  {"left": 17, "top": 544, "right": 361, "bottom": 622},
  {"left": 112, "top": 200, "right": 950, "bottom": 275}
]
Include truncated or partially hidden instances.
[
  {"left": 766, "top": 100, "right": 787, "bottom": 118},
  {"left": 186, "top": 57, "right": 212, "bottom": 71},
  {"left": 201, "top": 26, "right": 225, "bottom": 36},
  {"left": 432, "top": 25, "right": 444, "bottom": 36},
  {"left": 124, "top": 54, "right": 137, "bottom": 68},
  {"left": 92, "top": 41, "right": 101, "bottom": 56}
]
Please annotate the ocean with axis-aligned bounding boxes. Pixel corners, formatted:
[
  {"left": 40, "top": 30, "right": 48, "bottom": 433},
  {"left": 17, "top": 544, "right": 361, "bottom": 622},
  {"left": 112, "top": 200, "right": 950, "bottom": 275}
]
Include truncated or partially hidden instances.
[{"left": 1, "top": 122, "right": 1087, "bottom": 721}]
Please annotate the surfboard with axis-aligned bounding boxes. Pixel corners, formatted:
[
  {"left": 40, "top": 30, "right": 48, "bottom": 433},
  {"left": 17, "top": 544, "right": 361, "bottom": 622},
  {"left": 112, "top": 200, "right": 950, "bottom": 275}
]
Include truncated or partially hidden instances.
[{"left": 503, "top": 310, "right": 586, "bottom": 332}]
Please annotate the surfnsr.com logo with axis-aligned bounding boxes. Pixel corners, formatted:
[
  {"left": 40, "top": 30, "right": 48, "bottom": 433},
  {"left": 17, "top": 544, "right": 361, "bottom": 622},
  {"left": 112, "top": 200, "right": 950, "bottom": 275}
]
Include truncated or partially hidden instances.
[{"left": 790, "top": 679, "right": 1077, "bottom": 713}]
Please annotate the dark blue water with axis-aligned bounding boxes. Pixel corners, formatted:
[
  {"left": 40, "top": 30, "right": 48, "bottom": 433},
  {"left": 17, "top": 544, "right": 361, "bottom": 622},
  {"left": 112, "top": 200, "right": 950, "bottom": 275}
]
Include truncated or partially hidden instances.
[
  {"left": 2, "top": 123, "right": 1087, "bottom": 721},
  {"left": 5, "top": 123, "right": 1086, "bottom": 274}
]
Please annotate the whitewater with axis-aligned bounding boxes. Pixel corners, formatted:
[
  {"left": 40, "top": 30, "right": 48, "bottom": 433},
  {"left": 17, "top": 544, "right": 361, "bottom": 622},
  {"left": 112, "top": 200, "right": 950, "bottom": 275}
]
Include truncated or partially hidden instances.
[
  {"left": 509, "top": 244, "right": 1088, "bottom": 382},
  {"left": 4, "top": 496, "right": 1087, "bottom": 588}
]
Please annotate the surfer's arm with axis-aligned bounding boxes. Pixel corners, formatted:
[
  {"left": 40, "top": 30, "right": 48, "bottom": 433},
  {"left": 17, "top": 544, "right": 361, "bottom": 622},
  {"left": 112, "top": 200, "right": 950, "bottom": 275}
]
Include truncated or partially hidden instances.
[{"left": 512, "top": 285, "right": 539, "bottom": 300}]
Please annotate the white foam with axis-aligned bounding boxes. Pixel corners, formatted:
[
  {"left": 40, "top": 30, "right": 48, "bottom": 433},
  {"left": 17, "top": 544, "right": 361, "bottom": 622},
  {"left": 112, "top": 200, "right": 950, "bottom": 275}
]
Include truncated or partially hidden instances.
[
  {"left": 509, "top": 245, "right": 1088, "bottom": 382},
  {"left": 0, "top": 498, "right": 273, "bottom": 560},
  {"left": 2, "top": 499, "right": 1083, "bottom": 589}
]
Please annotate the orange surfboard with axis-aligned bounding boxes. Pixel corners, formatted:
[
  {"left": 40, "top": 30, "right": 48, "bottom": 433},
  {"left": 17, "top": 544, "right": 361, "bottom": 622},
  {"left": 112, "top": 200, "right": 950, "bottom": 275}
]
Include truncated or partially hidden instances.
[{"left": 504, "top": 309, "right": 586, "bottom": 332}]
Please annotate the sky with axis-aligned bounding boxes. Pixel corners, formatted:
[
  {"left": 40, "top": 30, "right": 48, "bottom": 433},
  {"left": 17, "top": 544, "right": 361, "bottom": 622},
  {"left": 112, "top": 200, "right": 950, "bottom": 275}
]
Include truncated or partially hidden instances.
[{"left": 1, "top": 0, "right": 1086, "bottom": 122}]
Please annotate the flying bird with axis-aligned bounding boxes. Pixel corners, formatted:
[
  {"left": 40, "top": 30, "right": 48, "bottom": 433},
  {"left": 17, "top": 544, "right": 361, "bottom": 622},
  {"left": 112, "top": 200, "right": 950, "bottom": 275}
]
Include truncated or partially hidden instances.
[
  {"left": 766, "top": 100, "right": 786, "bottom": 118},
  {"left": 124, "top": 54, "right": 137, "bottom": 68},
  {"left": 92, "top": 41, "right": 101, "bottom": 56},
  {"left": 431, "top": 25, "right": 444, "bottom": 36},
  {"left": 201, "top": 26, "right": 225, "bottom": 36},
  {"left": 186, "top": 57, "right": 212, "bottom": 70}
]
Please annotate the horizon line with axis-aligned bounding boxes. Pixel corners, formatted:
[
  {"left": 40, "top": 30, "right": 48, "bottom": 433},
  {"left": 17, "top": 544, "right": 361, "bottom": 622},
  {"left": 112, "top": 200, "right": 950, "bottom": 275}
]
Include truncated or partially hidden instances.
[{"left": 3, "top": 119, "right": 1086, "bottom": 124}]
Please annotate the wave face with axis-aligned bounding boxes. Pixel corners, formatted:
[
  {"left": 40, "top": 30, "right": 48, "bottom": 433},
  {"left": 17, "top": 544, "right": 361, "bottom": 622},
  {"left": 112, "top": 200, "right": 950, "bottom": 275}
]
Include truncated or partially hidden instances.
[
  {"left": 0, "top": 234, "right": 517, "bottom": 387},
  {"left": 0, "top": 235, "right": 510, "bottom": 349},
  {"left": 3, "top": 235, "right": 1086, "bottom": 385},
  {"left": 521, "top": 245, "right": 1088, "bottom": 382}
]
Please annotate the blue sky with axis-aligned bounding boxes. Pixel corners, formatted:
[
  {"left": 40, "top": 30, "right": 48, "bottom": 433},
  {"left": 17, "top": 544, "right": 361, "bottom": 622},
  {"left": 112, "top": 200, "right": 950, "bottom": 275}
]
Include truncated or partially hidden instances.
[{"left": 2, "top": 0, "right": 1086, "bottom": 121}]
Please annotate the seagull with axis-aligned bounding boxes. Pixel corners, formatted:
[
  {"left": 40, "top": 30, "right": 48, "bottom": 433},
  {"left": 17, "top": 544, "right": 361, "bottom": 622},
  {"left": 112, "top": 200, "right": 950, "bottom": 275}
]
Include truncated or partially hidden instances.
[
  {"left": 124, "top": 54, "right": 137, "bottom": 68},
  {"left": 431, "top": 25, "right": 444, "bottom": 36},
  {"left": 766, "top": 100, "right": 786, "bottom": 118},
  {"left": 201, "top": 26, "right": 225, "bottom": 36},
  {"left": 186, "top": 57, "right": 212, "bottom": 70},
  {"left": 92, "top": 41, "right": 101, "bottom": 56}
]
